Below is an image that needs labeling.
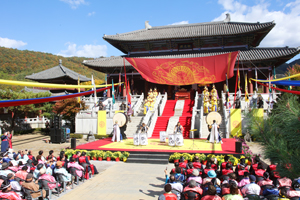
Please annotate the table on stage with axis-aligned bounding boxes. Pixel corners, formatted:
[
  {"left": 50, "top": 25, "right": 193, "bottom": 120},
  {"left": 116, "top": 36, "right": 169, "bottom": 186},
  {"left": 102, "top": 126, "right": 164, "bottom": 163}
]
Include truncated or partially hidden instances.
[{"left": 175, "top": 91, "right": 190, "bottom": 100}]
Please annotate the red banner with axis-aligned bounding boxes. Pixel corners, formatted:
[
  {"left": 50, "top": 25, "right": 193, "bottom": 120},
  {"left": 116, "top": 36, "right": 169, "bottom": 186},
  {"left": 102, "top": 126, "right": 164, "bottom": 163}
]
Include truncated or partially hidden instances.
[{"left": 125, "top": 52, "right": 239, "bottom": 85}]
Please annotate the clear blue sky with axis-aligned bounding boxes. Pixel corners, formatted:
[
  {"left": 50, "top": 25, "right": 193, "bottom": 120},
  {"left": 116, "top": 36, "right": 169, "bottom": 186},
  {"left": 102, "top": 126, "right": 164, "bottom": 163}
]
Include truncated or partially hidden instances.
[{"left": 0, "top": 0, "right": 299, "bottom": 62}]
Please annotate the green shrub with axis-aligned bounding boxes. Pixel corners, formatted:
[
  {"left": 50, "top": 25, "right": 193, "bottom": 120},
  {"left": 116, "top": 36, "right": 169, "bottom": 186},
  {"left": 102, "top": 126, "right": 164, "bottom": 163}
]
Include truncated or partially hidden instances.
[
  {"left": 14, "top": 129, "right": 35, "bottom": 135},
  {"left": 70, "top": 134, "right": 83, "bottom": 139},
  {"left": 95, "top": 135, "right": 109, "bottom": 139}
]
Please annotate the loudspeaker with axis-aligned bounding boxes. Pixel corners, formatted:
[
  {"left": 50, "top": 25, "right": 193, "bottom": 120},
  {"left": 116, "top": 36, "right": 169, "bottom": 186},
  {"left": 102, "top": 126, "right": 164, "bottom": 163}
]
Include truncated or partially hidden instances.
[
  {"left": 235, "top": 141, "right": 242, "bottom": 153},
  {"left": 53, "top": 115, "right": 62, "bottom": 129},
  {"left": 50, "top": 128, "right": 66, "bottom": 143},
  {"left": 71, "top": 138, "right": 76, "bottom": 149}
]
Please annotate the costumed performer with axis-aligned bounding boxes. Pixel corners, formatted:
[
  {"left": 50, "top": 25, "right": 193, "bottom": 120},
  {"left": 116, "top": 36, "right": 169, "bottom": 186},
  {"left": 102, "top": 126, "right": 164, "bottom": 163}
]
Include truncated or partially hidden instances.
[
  {"left": 203, "top": 86, "right": 209, "bottom": 98},
  {"left": 144, "top": 99, "right": 150, "bottom": 114},
  {"left": 140, "top": 123, "right": 149, "bottom": 134},
  {"left": 206, "top": 120, "right": 223, "bottom": 144},
  {"left": 153, "top": 88, "right": 158, "bottom": 98},
  {"left": 112, "top": 121, "right": 123, "bottom": 142},
  {"left": 211, "top": 84, "right": 218, "bottom": 98},
  {"left": 1, "top": 132, "right": 9, "bottom": 152},
  {"left": 127, "top": 103, "right": 133, "bottom": 123},
  {"left": 210, "top": 96, "right": 218, "bottom": 112},
  {"left": 204, "top": 96, "right": 210, "bottom": 114},
  {"left": 7, "top": 131, "right": 12, "bottom": 149},
  {"left": 174, "top": 122, "right": 183, "bottom": 134}
]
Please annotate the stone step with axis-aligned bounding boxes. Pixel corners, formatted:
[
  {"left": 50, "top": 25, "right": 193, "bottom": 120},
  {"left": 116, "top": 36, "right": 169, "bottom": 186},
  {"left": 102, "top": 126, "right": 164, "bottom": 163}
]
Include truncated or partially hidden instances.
[{"left": 129, "top": 153, "right": 170, "bottom": 159}]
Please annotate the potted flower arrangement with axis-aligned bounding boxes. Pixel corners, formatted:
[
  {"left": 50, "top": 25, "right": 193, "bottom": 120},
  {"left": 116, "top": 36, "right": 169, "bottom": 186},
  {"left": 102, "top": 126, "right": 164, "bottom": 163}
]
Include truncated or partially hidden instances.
[
  {"left": 65, "top": 149, "right": 75, "bottom": 159},
  {"left": 120, "top": 151, "right": 130, "bottom": 162},
  {"left": 90, "top": 150, "right": 97, "bottom": 160},
  {"left": 103, "top": 151, "right": 113, "bottom": 161},
  {"left": 96, "top": 151, "right": 104, "bottom": 161},
  {"left": 169, "top": 153, "right": 181, "bottom": 163},
  {"left": 182, "top": 153, "right": 192, "bottom": 163},
  {"left": 216, "top": 155, "right": 225, "bottom": 166},
  {"left": 112, "top": 151, "right": 122, "bottom": 162}
]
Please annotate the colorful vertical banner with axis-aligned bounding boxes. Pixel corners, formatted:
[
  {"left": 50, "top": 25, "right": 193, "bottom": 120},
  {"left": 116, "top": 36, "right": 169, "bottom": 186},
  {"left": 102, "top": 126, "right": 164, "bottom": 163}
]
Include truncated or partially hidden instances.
[
  {"left": 97, "top": 110, "right": 106, "bottom": 135},
  {"left": 253, "top": 108, "right": 264, "bottom": 125},
  {"left": 230, "top": 109, "right": 242, "bottom": 137},
  {"left": 77, "top": 76, "right": 80, "bottom": 103},
  {"left": 245, "top": 74, "right": 249, "bottom": 102},
  {"left": 112, "top": 79, "right": 115, "bottom": 104}
]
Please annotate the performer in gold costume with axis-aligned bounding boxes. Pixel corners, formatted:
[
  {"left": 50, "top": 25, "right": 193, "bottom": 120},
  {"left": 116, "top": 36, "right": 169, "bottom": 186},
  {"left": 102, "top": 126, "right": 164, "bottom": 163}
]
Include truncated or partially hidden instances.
[
  {"left": 203, "top": 86, "right": 210, "bottom": 114},
  {"left": 153, "top": 88, "right": 158, "bottom": 98},
  {"left": 210, "top": 96, "right": 218, "bottom": 112},
  {"left": 211, "top": 84, "right": 218, "bottom": 98},
  {"left": 144, "top": 99, "right": 150, "bottom": 114}
]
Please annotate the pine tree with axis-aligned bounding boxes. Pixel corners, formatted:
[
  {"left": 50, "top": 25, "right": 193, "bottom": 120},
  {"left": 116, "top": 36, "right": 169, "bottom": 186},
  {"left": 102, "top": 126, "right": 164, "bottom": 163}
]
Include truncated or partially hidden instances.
[{"left": 247, "top": 93, "right": 300, "bottom": 178}]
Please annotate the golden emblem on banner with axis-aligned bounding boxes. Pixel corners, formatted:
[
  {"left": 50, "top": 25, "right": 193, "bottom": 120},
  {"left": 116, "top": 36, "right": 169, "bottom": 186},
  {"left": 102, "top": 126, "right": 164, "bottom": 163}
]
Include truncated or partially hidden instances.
[{"left": 152, "top": 60, "right": 216, "bottom": 85}]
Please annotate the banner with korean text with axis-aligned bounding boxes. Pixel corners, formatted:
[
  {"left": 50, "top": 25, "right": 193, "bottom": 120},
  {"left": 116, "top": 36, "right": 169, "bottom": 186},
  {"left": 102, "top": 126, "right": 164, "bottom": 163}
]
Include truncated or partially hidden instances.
[
  {"left": 230, "top": 109, "right": 242, "bottom": 137},
  {"left": 97, "top": 111, "right": 106, "bottom": 135}
]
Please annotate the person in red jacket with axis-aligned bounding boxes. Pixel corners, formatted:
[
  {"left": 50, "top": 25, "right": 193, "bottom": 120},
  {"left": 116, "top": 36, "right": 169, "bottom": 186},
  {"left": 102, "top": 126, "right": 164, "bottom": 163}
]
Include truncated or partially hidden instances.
[
  {"left": 254, "top": 163, "right": 266, "bottom": 179},
  {"left": 182, "top": 180, "right": 203, "bottom": 200},
  {"left": 193, "top": 156, "right": 202, "bottom": 170},
  {"left": 221, "top": 155, "right": 230, "bottom": 171},
  {"left": 236, "top": 164, "right": 249, "bottom": 181},
  {"left": 250, "top": 157, "right": 260, "bottom": 174},
  {"left": 158, "top": 184, "right": 177, "bottom": 200},
  {"left": 222, "top": 163, "right": 234, "bottom": 176}
]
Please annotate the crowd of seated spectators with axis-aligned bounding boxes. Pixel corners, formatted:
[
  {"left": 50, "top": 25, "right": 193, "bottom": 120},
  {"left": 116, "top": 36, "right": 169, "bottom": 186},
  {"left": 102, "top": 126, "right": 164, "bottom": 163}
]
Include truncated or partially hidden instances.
[
  {"left": 159, "top": 156, "right": 300, "bottom": 200},
  {"left": 0, "top": 148, "right": 99, "bottom": 200}
]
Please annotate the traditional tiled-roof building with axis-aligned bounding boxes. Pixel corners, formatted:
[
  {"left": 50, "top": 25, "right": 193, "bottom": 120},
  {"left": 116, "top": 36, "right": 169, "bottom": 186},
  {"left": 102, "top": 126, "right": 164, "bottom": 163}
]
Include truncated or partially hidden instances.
[{"left": 83, "top": 14, "right": 300, "bottom": 96}]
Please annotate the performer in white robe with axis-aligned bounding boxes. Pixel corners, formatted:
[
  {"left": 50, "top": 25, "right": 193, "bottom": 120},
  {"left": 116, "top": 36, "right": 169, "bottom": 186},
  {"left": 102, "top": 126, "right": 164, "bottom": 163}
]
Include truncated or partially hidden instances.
[
  {"left": 207, "top": 120, "right": 223, "bottom": 144},
  {"left": 112, "top": 121, "right": 122, "bottom": 142}
]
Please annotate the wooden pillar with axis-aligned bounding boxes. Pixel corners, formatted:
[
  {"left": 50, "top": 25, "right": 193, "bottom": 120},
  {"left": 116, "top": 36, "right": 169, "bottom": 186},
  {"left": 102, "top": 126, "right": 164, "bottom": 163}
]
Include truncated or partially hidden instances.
[
  {"left": 248, "top": 67, "right": 253, "bottom": 94},
  {"left": 266, "top": 66, "right": 272, "bottom": 93}
]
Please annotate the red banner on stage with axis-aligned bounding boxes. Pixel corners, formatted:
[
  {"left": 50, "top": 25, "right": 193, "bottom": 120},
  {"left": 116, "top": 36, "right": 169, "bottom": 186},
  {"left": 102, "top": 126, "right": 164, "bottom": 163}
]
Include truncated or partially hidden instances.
[{"left": 125, "top": 52, "right": 239, "bottom": 85}]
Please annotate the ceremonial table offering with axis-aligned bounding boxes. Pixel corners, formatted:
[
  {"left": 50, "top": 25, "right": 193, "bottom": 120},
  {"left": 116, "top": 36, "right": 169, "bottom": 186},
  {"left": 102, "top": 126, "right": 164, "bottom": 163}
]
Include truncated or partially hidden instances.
[
  {"left": 175, "top": 133, "right": 184, "bottom": 146},
  {"left": 133, "top": 133, "right": 140, "bottom": 146},
  {"left": 168, "top": 134, "right": 175, "bottom": 146},
  {"left": 139, "top": 133, "right": 148, "bottom": 146},
  {"left": 175, "top": 91, "right": 190, "bottom": 100}
]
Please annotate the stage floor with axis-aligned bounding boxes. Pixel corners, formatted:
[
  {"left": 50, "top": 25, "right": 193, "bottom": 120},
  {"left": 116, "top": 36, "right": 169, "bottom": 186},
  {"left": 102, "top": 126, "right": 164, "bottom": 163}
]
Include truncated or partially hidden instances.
[{"left": 76, "top": 138, "right": 242, "bottom": 154}]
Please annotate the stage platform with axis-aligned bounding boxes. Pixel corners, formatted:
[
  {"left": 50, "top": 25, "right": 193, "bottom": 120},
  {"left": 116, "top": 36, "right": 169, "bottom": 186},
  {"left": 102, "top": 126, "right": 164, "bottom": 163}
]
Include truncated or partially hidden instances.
[{"left": 76, "top": 138, "right": 243, "bottom": 156}]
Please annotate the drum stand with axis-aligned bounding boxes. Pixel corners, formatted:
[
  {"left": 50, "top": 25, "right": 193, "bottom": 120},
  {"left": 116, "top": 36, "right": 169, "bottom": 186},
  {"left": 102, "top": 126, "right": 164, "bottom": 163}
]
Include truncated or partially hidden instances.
[{"left": 188, "top": 129, "right": 199, "bottom": 150}]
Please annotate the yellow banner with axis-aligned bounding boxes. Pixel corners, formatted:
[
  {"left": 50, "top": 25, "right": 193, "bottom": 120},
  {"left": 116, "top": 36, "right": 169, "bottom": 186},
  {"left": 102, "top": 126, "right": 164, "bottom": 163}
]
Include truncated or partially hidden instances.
[
  {"left": 250, "top": 73, "right": 300, "bottom": 82},
  {"left": 97, "top": 111, "right": 106, "bottom": 135},
  {"left": 230, "top": 109, "right": 242, "bottom": 138},
  {"left": 0, "top": 79, "right": 122, "bottom": 89},
  {"left": 253, "top": 108, "right": 264, "bottom": 125}
]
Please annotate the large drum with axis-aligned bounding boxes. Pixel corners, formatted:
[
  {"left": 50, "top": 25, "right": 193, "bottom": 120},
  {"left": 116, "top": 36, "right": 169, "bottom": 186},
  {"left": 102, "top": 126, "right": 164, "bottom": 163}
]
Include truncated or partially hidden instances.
[
  {"left": 139, "top": 133, "right": 148, "bottom": 146},
  {"left": 160, "top": 131, "right": 167, "bottom": 143},
  {"left": 168, "top": 134, "right": 175, "bottom": 146},
  {"left": 113, "top": 112, "right": 128, "bottom": 127},
  {"left": 133, "top": 133, "right": 139, "bottom": 146},
  {"left": 175, "top": 133, "right": 184, "bottom": 146},
  {"left": 206, "top": 111, "right": 222, "bottom": 125}
]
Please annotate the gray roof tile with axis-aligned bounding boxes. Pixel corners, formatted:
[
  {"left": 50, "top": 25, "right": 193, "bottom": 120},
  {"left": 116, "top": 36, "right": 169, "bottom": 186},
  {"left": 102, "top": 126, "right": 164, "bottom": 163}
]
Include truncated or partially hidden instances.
[
  {"left": 103, "top": 21, "right": 275, "bottom": 42},
  {"left": 25, "top": 64, "right": 91, "bottom": 82}
]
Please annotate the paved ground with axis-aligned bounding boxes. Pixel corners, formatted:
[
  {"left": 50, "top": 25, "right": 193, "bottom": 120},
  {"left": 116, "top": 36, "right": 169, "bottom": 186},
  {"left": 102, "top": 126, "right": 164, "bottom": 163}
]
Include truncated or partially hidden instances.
[{"left": 57, "top": 162, "right": 174, "bottom": 200}]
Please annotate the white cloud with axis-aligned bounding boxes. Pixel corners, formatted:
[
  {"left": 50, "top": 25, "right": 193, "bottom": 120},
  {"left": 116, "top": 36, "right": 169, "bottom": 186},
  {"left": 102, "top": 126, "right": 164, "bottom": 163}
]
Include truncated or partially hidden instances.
[
  {"left": 88, "top": 11, "right": 95, "bottom": 16},
  {"left": 0, "top": 37, "right": 27, "bottom": 48},
  {"left": 58, "top": 42, "right": 107, "bottom": 58},
  {"left": 169, "top": 21, "right": 189, "bottom": 25},
  {"left": 214, "top": 0, "right": 300, "bottom": 48},
  {"left": 60, "top": 0, "right": 87, "bottom": 9}
]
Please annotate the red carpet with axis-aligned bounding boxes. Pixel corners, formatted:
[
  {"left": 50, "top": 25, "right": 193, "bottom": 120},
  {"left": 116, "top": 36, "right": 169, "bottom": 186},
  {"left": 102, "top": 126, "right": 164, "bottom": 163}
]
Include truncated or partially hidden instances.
[
  {"left": 180, "top": 100, "right": 194, "bottom": 137},
  {"left": 75, "top": 138, "right": 242, "bottom": 155},
  {"left": 151, "top": 100, "right": 176, "bottom": 138}
]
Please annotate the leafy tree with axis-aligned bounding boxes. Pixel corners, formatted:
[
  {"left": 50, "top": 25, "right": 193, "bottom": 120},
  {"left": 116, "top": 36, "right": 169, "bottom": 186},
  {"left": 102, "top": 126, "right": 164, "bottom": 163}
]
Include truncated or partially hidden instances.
[
  {"left": 52, "top": 98, "right": 87, "bottom": 132},
  {"left": 0, "top": 89, "right": 52, "bottom": 133},
  {"left": 247, "top": 93, "right": 300, "bottom": 178}
]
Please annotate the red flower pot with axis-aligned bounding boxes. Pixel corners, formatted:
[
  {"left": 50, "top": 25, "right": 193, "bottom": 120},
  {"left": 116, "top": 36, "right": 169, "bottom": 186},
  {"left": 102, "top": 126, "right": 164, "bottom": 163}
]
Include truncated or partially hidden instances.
[
  {"left": 93, "top": 157, "right": 96, "bottom": 160},
  {"left": 98, "top": 157, "right": 103, "bottom": 161},
  {"left": 184, "top": 160, "right": 188, "bottom": 163},
  {"left": 115, "top": 157, "right": 120, "bottom": 162},
  {"left": 106, "top": 157, "right": 111, "bottom": 161},
  {"left": 202, "top": 160, "right": 207, "bottom": 165},
  {"left": 174, "top": 159, "right": 179, "bottom": 163},
  {"left": 87, "top": 156, "right": 90, "bottom": 160}
]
